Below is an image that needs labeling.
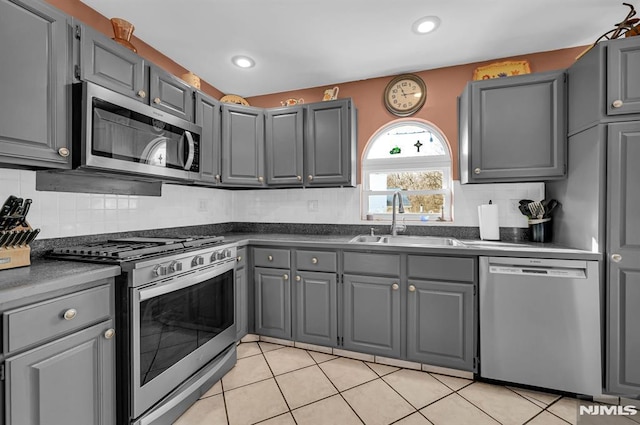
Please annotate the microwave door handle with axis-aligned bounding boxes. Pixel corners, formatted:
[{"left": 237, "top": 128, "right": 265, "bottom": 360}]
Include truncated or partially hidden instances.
[{"left": 183, "top": 130, "right": 195, "bottom": 170}]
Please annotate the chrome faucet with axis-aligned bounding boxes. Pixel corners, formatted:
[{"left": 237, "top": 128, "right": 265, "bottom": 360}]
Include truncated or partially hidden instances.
[{"left": 390, "top": 191, "right": 406, "bottom": 236}]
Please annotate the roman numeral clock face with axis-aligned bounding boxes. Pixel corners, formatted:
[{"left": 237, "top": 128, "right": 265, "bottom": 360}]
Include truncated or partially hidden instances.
[{"left": 384, "top": 74, "right": 427, "bottom": 116}]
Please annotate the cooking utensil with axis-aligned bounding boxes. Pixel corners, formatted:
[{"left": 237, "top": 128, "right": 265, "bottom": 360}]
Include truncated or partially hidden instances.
[
  {"left": 16, "top": 230, "right": 31, "bottom": 246},
  {"left": 0, "top": 231, "right": 10, "bottom": 248},
  {"left": 527, "top": 201, "right": 545, "bottom": 219},
  {"left": 0, "top": 195, "right": 18, "bottom": 218},
  {"left": 19, "top": 199, "right": 32, "bottom": 226},
  {"left": 544, "top": 199, "right": 559, "bottom": 218},
  {"left": 519, "top": 199, "right": 534, "bottom": 207},
  {"left": 518, "top": 204, "right": 533, "bottom": 218},
  {"left": 24, "top": 228, "right": 40, "bottom": 246}
]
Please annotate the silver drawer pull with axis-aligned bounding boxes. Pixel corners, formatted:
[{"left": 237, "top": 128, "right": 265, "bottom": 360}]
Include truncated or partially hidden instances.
[
  {"left": 237, "top": 256, "right": 242, "bottom": 262},
  {"left": 268, "top": 255, "right": 273, "bottom": 261},
  {"left": 58, "top": 147, "right": 70, "bottom": 157},
  {"left": 296, "top": 275, "right": 301, "bottom": 282},
  {"left": 104, "top": 328, "right": 115, "bottom": 340},
  {"left": 311, "top": 257, "right": 318, "bottom": 264},
  {"left": 612, "top": 99, "right": 624, "bottom": 108},
  {"left": 63, "top": 308, "right": 77, "bottom": 321},
  {"left": 474, "top": 167, "right": 481, "bottom": 175},
  {"left": 611, "top": 253, "right": 622, "bottom": 263},
  {"left": 137, "top": 90, "right": 147, "bottom": 99},
  {"left": 409, "top": 285, "right": 416, "bottom": 292},
  {"left": 153, "top": 97, "right": 161, "bottom": 104},
  {"left": 283, "top": 274, "right": 289, "bottom": 281},
  {"left": 392, "top": 283, "right": 399, "bottom": 290}
]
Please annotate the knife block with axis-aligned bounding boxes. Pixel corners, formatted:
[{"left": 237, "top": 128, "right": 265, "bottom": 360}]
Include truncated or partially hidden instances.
[{"left": 0, "top": 223, "right": 32, "bottom": 271}]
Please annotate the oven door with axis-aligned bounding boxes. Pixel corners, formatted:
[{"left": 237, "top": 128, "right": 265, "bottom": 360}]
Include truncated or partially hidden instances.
[{"left": 131, "top": 259, "right": 235, "bottom": 419}]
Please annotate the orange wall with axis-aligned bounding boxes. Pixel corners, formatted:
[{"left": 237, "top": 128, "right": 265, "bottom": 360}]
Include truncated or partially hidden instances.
[
  {"left": 248, "top": 46, "right": 586, "bottom": 181},
  {"left": 45, "top": 0, "right": 224, "bottom": 99}
]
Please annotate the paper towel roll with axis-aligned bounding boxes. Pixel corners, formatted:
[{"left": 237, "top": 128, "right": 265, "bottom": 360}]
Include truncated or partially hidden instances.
[{"left": 478, "top": 203, "right": 500, "bottom": 240}]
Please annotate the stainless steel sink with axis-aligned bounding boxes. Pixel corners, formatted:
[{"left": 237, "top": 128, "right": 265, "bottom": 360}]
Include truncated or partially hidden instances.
[{"left": 349, "top": 234, "right": 463, "bottom": 247}]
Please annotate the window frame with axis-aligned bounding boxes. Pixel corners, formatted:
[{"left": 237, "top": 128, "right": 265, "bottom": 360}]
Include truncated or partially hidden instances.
[{"left": 361, "top": 120, "right": 453, "bottom": 222}]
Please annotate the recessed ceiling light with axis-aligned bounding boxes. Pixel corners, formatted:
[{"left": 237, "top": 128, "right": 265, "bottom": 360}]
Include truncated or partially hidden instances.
[
  {"left": 412, "top": 16, "right": 441, "bottom": 34},
  {"left": 232, "top": 55, "right": 255, "bottom": 68}
]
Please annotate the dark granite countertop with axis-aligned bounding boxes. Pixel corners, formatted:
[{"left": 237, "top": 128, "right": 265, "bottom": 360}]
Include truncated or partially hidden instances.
[{"left": 0, "top": 259, "right": 120, "bottom": 310}]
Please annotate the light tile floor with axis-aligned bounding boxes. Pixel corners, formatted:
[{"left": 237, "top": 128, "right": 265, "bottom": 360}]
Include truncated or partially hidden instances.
[{"left": 174, "top": 342, "right": 596, "bottom": 425}]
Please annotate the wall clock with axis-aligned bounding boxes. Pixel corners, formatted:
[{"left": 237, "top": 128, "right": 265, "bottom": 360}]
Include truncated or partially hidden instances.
[{"left": 383, "top": 74, "right": 427, "bottom": 117}]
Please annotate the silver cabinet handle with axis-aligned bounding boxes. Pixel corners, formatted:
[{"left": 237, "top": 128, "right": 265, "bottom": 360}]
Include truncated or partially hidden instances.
[
  {"left": 153, "top": 97, "right": 161, "bottom": 104},
  {"left": 58, "top": 147, "right": 70, "bottom": 157},
  {"left": 392, "top": 283, "right": 399, "bottom": 290},
  {"left": 297, "top": 176, "right": 302, "bottom": 181},
  {"left": 612, "top": 99, "right": 624, "bottom": 108},
  {"left": 408, "top": 285, "right": 416, "bottom": 292},
  {"left": 474, "top": 168, "right": 481, "bottom": 174},
  {"left": 137, "top": 90, "right": 146, "bottom": 98},
  {"left": 258, "top": 176, "right": 264, "bottom": 183},
  {"left": 308, "top": 175, "right": 314, "bottom": 181},
  {"left": 215, "top": 174, "right": 221, "bottom": 181},
  {"left": 611, "top": 253, "right": 623, "bottom": 263},
  {"left": 295, "top": 275, "right": 301, "bottom": 282},
  {"left": 311, "top": 257, "right": 318, "bottom": 264},
  {"left": 268, "top": 255, "right": 273, "bottom": 261},
  {"left": 104, "top": 328, "right": 115, "bottom": 339},
  {"left": 63, "top": 308, "right": 77, "bottom": 320},
  {"left": 283, "top": 274, "right": 289, "bottom": 281},
  {"left": 237, "top": 256, "right": 242, "bottom": 262}
]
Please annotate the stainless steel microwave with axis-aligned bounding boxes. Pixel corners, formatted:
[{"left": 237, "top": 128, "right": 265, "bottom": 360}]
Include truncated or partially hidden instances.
[{"left": 73, "top": 82, "right": 201, "bottom": 181}]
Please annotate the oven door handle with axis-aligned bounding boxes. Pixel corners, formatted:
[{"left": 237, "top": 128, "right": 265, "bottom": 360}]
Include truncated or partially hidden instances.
[{"left": 138, "top": 261, "right": 234, "bottom": 302}]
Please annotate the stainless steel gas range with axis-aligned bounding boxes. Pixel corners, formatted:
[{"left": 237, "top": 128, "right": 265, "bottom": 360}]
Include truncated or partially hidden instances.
[{"left": 50, "top": 236, "right": 238, "bottom": 425}]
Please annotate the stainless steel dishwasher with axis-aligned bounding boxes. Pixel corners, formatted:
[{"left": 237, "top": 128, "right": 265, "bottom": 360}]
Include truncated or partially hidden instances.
[{"left": 479, "top": 256, "right": 602, "bottom": 396}]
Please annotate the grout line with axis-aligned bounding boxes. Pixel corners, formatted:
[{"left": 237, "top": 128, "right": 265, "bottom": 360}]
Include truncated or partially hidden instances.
[
  {"left": 454, "top": 386, "right": 508, "bottom": 425},
  {"left": 428, "top": 372, "right": 474, "bottom": 392},
  {"left": 220, "top": 378, "right": 231, "bottom": 425}
]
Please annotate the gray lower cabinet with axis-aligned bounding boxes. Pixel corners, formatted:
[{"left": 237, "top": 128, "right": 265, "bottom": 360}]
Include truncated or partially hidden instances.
[
  {"left": 77, "top": 22, "right": 147, "bottom": 102},
  {"left": 254, "top": 267, "right": 291, "bottom": 339},
  {"left": 149, "top": 65, "right": 194, "bottom": 122},
  {"left": 221, "top": 104, "right": 266, "bottom": 187},
  {"left": 294, "top": 271, "right": 337, "bottom": 347},
  {"left": 0, "top": 0, "right": 71, "bottom": 168},
  {"left": 5, "top": 320, "right": 115, "bottom": 425},
  {"left": 459, "top": 70, "right": 566, "bottom": 183},
  {"left": 195, "top": 92, "right": 222, "bottom": 185},
  {"left": 235, "top": 247, "right": 248, "bottom": 340},
  {"left": 342, "top": 274, "right": 401, "bottom": 358},
  {"left": 265, "top": 106, "right": 304, "bottom": 186},
  {"left": 607, "top": 121, "right": 640, "bottom": 396},
  {"left": 304, "top": 99, "right": 356, "bottom": 187},
  {"left": 406, "top": 280, "right": 475, "bottom": 371}
]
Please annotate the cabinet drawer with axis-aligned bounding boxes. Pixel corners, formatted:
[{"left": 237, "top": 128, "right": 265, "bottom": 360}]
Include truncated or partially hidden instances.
[
  {"left": 343, "top": 252, "right": 400, "bottom": 276},
  {"left": 253, "top": 247, "right": 290, "bottom": 269},
  {"left": 296, "top": 250, "right": 337, "bottom": 272},
  {"left": 236, "top": 247, "right": 247, "bottom": 269},
  {"left": 4, "top": 284, "right": 112, "bottom": 353},
  {"left": 408, "top": 255, "right": 475, "bottom": 282}
]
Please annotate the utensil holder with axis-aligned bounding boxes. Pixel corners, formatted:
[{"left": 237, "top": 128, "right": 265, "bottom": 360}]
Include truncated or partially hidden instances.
[
  {"left": 529, "top": 218, "right": 552, "bottom": 243},
  {"left": 0, "top": 222, "right": 34, "bottom": 270}
]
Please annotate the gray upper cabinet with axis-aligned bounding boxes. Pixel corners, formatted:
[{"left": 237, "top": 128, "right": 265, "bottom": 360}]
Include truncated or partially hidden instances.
[
  {"left": 0, "top": 0, "right": 71, "bottom": 168},
  {"left": 5, "top": 320, "right": 116, "bottom": 425},
  {"left": 305, "top": 99, "right": 356, "bottom": 187},
  {"left": 607, "top": 121, "right": 640, "bottom": 397},
  {"left": 459, "top": 70, "right": 566, "bottom": 183},
  {"left": 265, "top": 106, "right": 304, "bottom": 186},
  {"left": 77, "top": 22, "right": 147, "bottom": 102},
  {"left": 221, "top": 104, "right": 266, "bottom": 187},
  {"left": 195, "top": 91, "right": 221, "bottom": 184},
  {"left": 149, "top": 65, "right": 194, "bottom": 121},
  {"left": 569, "top": 37, "right": 640, "bottom": 135}
]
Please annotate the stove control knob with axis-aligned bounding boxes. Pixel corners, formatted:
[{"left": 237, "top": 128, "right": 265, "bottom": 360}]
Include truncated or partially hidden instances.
[
  {"left": 216, "top": 251, "right": 225, "bottom": 260},
  {"left": 169, "top": 261, "right": 182, "bottom": 273},
  {"left": 225, "top": 249, "right": 233, "bottom": 258},
  {"left": 153, "top": 264, "right": 168, "bottom": 276},
  {"left": 192, "top": 255, "right": 204, "bottom": 267}
]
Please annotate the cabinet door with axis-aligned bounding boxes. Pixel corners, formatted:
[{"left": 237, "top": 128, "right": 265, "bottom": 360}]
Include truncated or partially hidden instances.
[
  {"left": 0, "top": 0, "right": 71, "bottom": 168},
  {"left": 305, "top": 99, "right": 355, "bottom": 186},
  {"left": 342, "top": 274, "right": 400, "bottom": 358},
  {"left": 462, "top": 70, "right": 566, "bottom": 183},
  {"left": 254, "top": 267, "right": 291, "bottom": 339},
  {"left": 5, "top": 320, "right": 115, "bottom": 425},
  {"left": 78, "top": 23, "right": 146, "bottom": 101},
  {"left": 195, "top": 92, "right": 221, "bottom": 184},
  {"left": 235, "top": 267, "right": 248, "bottom": 340},
  {"left": 295, "top": 271, "right": 337, "bottom": 347},
  {"left": 607, "top": 121, "right": 640, "bottom": 396},
  {"left": 149, "top": 66, "right": 194, "bottom": 121},
  {"left": 221, "top": 104, "right": 266, "bottom": 187},
  {"left": 406, "top": 280, "right": 475, "bottom": 371},
  {"left": 608, "top": 37, "right": 640, "bottom": 116},
  {"left": 265, "top": 106, "right": 304, "bottom": 186}
]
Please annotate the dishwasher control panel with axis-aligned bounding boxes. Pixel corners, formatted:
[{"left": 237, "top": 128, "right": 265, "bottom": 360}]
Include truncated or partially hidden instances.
[{"left": 489, "top": 266, "right": 586, "bottom": 278}]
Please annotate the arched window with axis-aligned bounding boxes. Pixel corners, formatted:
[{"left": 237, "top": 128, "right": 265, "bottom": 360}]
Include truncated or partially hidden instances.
[{"left": 362, "top": 120, "right": 453, "bottom": 222}]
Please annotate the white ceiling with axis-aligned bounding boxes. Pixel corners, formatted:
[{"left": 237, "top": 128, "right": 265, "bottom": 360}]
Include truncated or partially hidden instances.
[{"left": 80, "top": 0, "right": 631, "bottom": 97}]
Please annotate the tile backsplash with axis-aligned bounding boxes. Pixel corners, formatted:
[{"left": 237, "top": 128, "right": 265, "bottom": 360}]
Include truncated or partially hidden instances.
[{"left": 1, "top": 168, "right": 543, "bottom": 239}]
